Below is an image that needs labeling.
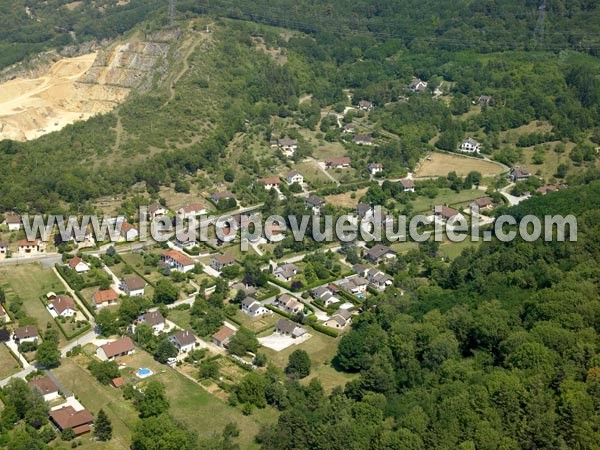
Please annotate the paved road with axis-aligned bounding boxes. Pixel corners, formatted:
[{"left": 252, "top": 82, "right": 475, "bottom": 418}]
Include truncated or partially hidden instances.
[{"left": 0, "top": 253, "right": 61, "bottom": 268}]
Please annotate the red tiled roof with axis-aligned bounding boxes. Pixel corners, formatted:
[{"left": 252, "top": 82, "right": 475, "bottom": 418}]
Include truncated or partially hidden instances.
[
  {"left": 50, "top": 406, "right": 93, "bottom": 432},
  {"left": 162, "top": 250, "right": 195, "bottom": 267},
  {"left": 51, "top": 296, "right": 76, "bottom": 315},
  {"left": 212, "top": 326, "right": 234, "bottom": 343},
  {"left": 111, "top": 377, "right": 125, "bottom": 388},
  {"left": 259, "top": 177, "right": 281, "bottom": 185},
  {"left": 325, "top": 157, "right": 351, "bottom": 166},
  {"left": 93, "top": 289, "right": 119, "bottom": 305},
  {"left": 179, "top": 203, "right": 205, "bottom": 214},
  {"left": 28, "top": 376, "right": 59, "bottom": 395},
  {"left": 68, "top": 257, "right": 87, "bottom": 270},
  {"left": 100, "top": 337, "right": 135, "bottom": 359}
]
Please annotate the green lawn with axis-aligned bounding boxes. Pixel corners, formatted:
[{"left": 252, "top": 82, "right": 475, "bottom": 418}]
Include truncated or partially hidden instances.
[
  {"left": 0, "top": 264, "right": 67, "bottom": 345},
  {"left": 410, "top": 188, "right": 488, "bottom": 213},
  {"left": 166, "top": 308, "right": 192, "bottom": 329},
  {"left": 439, "top": 238, "right": 481, "bottom": 260},
  {"left": 0, "top": 344, "right": 21, "bottom": 379}
]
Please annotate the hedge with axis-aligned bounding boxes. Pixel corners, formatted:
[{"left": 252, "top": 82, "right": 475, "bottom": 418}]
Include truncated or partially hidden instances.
[{"left": 310, "top": 322, "right": 339, "bottom": 338}]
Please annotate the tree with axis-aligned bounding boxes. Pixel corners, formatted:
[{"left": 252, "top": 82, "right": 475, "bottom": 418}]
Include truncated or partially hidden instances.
[
  {"left": 154, "top": 337, "right": 178, "bottom": 364},
  {"left": 96, "top": 308, "right": 119, "bottom": 336},
  {"left": 285, "top": 349, "right": 311, "bottom": 379},
  {"left": 199, "top": 359, "right": 219, "bottom": 379},
  {"left": 131, "top": 414, "right": 190, "bottom": 450},
  {"left": 153, "top": 280, "right": 179, "bottom": 304},
  {"left": 24, "top": 388, "right": 49, "bottom": 429},
  {"left": 95, "top": 409, "right": 113, "bottom": 441},
  {"left": 88, "top": 360, "right": 120, "bottom": 385},
  {"left": 228, "top": 327, "right": 258, "bottom": 357},
  {"left": 35, "top": 339, "right": 61, "bottom": 368},
  {"left": 136, "top": 381, "right": 169, "bottom": 418}
]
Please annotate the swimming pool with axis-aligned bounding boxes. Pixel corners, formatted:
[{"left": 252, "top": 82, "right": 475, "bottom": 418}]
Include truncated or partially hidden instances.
[{"left": 137, "top": 368, "right": 153, "bottom": 378}]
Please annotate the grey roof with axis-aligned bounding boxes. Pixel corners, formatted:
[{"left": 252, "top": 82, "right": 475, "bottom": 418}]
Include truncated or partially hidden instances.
[
  {"left": 365, "top": 244, "right": 395, "bottom": 260},
  {"left": 171, "top": 329, "right": 196, "bottom": 347},
  {"left": 306, "top": 195, "right": 325, "bottom": 207},
  {"left": 276, "top": 319, "right": 297, "bottom": 334},
  {"left": 140, "top": 311, "right": 165, "bottom": 326},
  {"left": 241, "top": 297, "right": 258, "bottom": 308}
]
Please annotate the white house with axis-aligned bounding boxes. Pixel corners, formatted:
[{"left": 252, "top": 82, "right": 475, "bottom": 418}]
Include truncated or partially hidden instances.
[
  {"left": 13, "top": 325, "right": 40, "bottom": 343},
  {"left": 274, "top": 263, "right": 299, "bottom": 282},
  {"left": 162, "top": 250, "right": 195, "bottom": 273},
  {"left": 177, "top": 203, "right": 207, "bottom": 220},
  {"left": 460, "top": 138, "right": 481, "bottom": 153},
  {"left": 4, "top": 214, "right": 22, "bottom": 231},
  {"left": 275, "top": 138, "right": 299, "bottom": 157},
  {"left": 274, "top": 294, "right": 304, "bottom": 315},
  {"left": 241, "top": 297, "right": 271, "bottom": 317},
  {"left": 48, "top": 295, "right": 77, "bottom": 318},
  {"left": 121, "top": 277, "right": 146, "bottom": 297},
  {"left": 368, "top": 163, "right": 383, "bottom": 175},
  {"left": 399, "top": 178, "right": 415, "bottom": 192},
  {"left": 259, "top": 177, "right": 281, "bottom": 190},
  {"left": 120, "top": 222, "right": 139, "bottom": 241},
  {"left": 93, "top": 289, "right": 119, "bottom": 309},
  {"left": 354, "top": 134, "right": 374, "bottom": 146},
  {"left": 147, "top": 203, "right": 168, "bottom": 221},
  {"left": 0, "top": 242, "right": 8, "bottom": 257},
  {"left": 29, "top": 376, "right": 61, "bottom": 402},
  {"left": 305, "top": 195, "right": 325, "bottom": 214},
  {"left": 68, "top": 257, "right": 90, "bottom": 273},
  {"left": 357, "top": 100, "right": 373, "bottom": 111},
  {"left": 17, "top": 239, "right": 44, "bottom": 255},
  {"left": 324, "top": 309, "right": 352, "bottom": 329},
  {"left": 338, "top": 276, "right": 368, "bottom": 295},
  {"left": 285, "top": 170, "right": 304, "bottom": 184},
  {"left": 409, "top": 78, "right": 428, "bottom": 92},
  {"left": 96, "top": 337, "right": 135, "bottom": 361},
  {"left": 211, "top": 253, "right": 235, "bottom": 271},
  {"left": 169, "top": 329, "right": 197, "bottom": 354},
  {"left": 137, "top": 311, "right": 166, "bottom": 334}
]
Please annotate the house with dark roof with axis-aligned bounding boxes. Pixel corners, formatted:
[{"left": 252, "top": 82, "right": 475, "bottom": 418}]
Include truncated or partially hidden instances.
[
  {"left": 211, "top": 253, "right": 235, "bottom": 271},
  {"left": 357, "top": 100, "right": 373, "bottom": 111},
  {"left": 274, "top": 294, "right": 304, "bottom": 315},
  {"left": 460, "top": 137, "right": 481, "bottom": 153},
  {"left": 470, "top": 197, "right": 494, "bottom": 211},
  {"left": 509, "top": 166, "right": 532, "bottom": 182},
  {"left": 29, "top": 376, "right": 61, "bottom": 402},
  {"left": 274, "top": 264, "right": 299, "bottom": 282},
  {"left": 211, "top": 190, "right": 234, "bottom": 203},
  {"left": 338, "top": 276, "right": 369, "bottom": 295},
  {"left": 356, "top": 202, "right": 373, "bottom": 219},
  {"left": 13, "top": 325, "right": 39, "bottom": 343},
  {"left": 96, "top": 337, "right": 135, "bottom": 361},
  {"left": 305, "top": 195, "right": 325, "bottom": 214},
  {"left": 241, "top": 297, "right": 270, "bottom": 318},
  {"left": 363, "top": 244, "right": 396, "bottom": 264},
  {"left": 48, "top": 295, "right": 76, "bottom": 318},
  {"left": 368, "top": 162, "right": 383, "bottom": 175},
  {"left": 169, "top": 329, "right": 197, "bottom": 354},
  {"left": 324, "top": 309, "right": 352, "bottom": 329},
  {"left": 275, "top": 319, "right": 307, "bottom": 338},
  {"left": 354, "top": 134, "right": 374, "bottom": 146},
  {"left": 49, "top": 406, "right": 94, "bottom": 436},
  {"left": 409, "top": 78, "right": 428, "bottom": 92},
  {"left": 325, "top": 157, "right": 351, "bottom": 168},
  {"left": 434, "top": 205, "right": 462, "bottom": 221},
  {"left": 121, "top": 277, "right": 146, "bottom": 297},
  {"left": 137, "top": 311, "right": 166, "bottom": 334},
  {"left": 399, "top": 178, "right": 415, "bottom": 192}
]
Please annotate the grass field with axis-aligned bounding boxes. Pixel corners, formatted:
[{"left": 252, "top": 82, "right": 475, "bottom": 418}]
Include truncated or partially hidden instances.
[
  {"left": 410, "top": 187, "right": 489, "bottom": 213},
  {"left": 416, "top": 152, "right": 505, "bottom": 177},
  {"left": 0, "top": 344, "right": 21, "bottom": 379},
  {"left": 0, "top": 264, "right": 67, "bottom": 344},
  {"left": 293, "top": 160, "right": 335, "bottom": 186},
  {"left": 520, "top": 143, "right": 575, "bottom": 181},
  {"left": 325, "top": 188, "right": 368, "bottom": 208},
  {"left": 54, "top": 348, "right": 276, "bottom": 449},
  {"left": 439, "top": 238, "right": 481, "bottom": 260}
]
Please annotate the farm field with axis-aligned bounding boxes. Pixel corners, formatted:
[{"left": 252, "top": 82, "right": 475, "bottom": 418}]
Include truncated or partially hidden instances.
[{"left": 416, "top": 151, "right": 505, "bottom": 177}]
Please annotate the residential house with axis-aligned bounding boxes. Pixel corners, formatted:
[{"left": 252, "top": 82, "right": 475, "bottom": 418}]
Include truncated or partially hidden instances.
[
  {"left": 509, "top": 166, "right": 532, "bottom": 182},
  {"left": 325, "top": 157, "right": 351, "bottom": 169},
  {"left": 230, "top": 283, "right": 257, "bottom": 297},
  {"left": 273, "top": 263, "right": 299, "bottom": 282},
  {"left": 343, "top": 123, "right": 356, "bottom": 134},
  {"left": 13, "top": 325, "right": 39, "bottom": 343},
  {"left": 460, "top": 138, "right": 481, "bottom": 153},
  {"left": 4, "top": 214, "right": 22, "bottom": 231},
  {"left": 162, "top": 250, "right": 195, "bottom": 273},
  {"left": 17, "top": 239, "right": 44, "bottom": 255},
  {"left": 470, "top": 197, "right": 494, "bottom": 211},
  {"left": 68, "top": 256, "right": 90, "bottom": 273},
  {"left": 147, "top": 203, "right": 168, "bottom": 221},
  {"left": 211, "top": 326, "right": 235, "bottom": 348},
  {"left": 274, "top": 294, "right": 304, "bottom": 315},
  {"left": 311, "top": 287, "right": 339, "bottom": 306},
  {"left": 259, "top": 177, "right": 281, "bottom": 190},
  {"left": 0, "top": 242, "right": 8, "bottom": 257},
  {"left": 211, "top": 253, "right": 235, "bottom": 271},
  {"left": 49, "top": 406, "right": 94, "bottom": 436},
  {"left": 120, "top": 222, "right": 138, "bottom": 241},
  {"left": 368, "top": 162, "right": 383, "bottom": 175},
  {"left": 93, "top": 289, "right": 119, "bottom": 309},
  {"left": 311, "top": 286, "right": 329, "bottom": 300},
  {"left": 365, "top": 268, "right": 393, "bottom": 291},
  {"left": 357, "top": 100, "right": 373, "bottom": 111},
  {"left": 121, "top": 277, "right": 146, "bottom": 297},
  {"left": 409, "top": 78, "right": 428, "bottom": 92},
  {"left": 169, "top": 329, "right": 197, "bottom": 354},
  {"left": 536, "top": 185, "right": 558, "bottom": 195},
  {"left": 305, "top": 195, "right": 325, "bottom": 214},
  {"left": 48, "top": 295, "right": 76, "bottom": 318},
  {"left": 363, "top": 244, "right": 396, "bottom": 264},
  {"left": 434, "top": 205, "right": 462, "bottom": 222},
  {"left": 338, "top": 277, "right": 368, "bottom": 295},
  {"left": 354, "top": 134, "right": 373, "bottom": 146},
  {"left": 276, "top": 138, "right": 299, "bottom": 157},
  {"left": 399, "top": 178, "right": 415, "bottom": 192},
  {"left": 241, "top": 297, "right": 271, "bottom": 317},
  {"left": 356, "top": 202, "right": 374, "bottom": 219},
  {"left": 137, "top": 311, "right": 166, "bottom": 334},
  {"left": 211, "top": 190, "right": 234, "bottom": 204},
  {"left": 96, "top": 337, "right": 135, "bottom": 361},
  {"left": 177, "top": 203, "right": 207, "bottom": 220},
  {"left": 28, "top": 376, "right": 61, "bottom": 402},
  {"left": 324, "top": 309, "right": 352, "bottom": 329},
  {"left": 275, "top": 319, "right": 307, "bottom": 338},
  {"left": 111, "top": 377, "right": 125, "bottom": 388},
  {"left": 285, "top": 170, "right": 304, "bottom": 184}
]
